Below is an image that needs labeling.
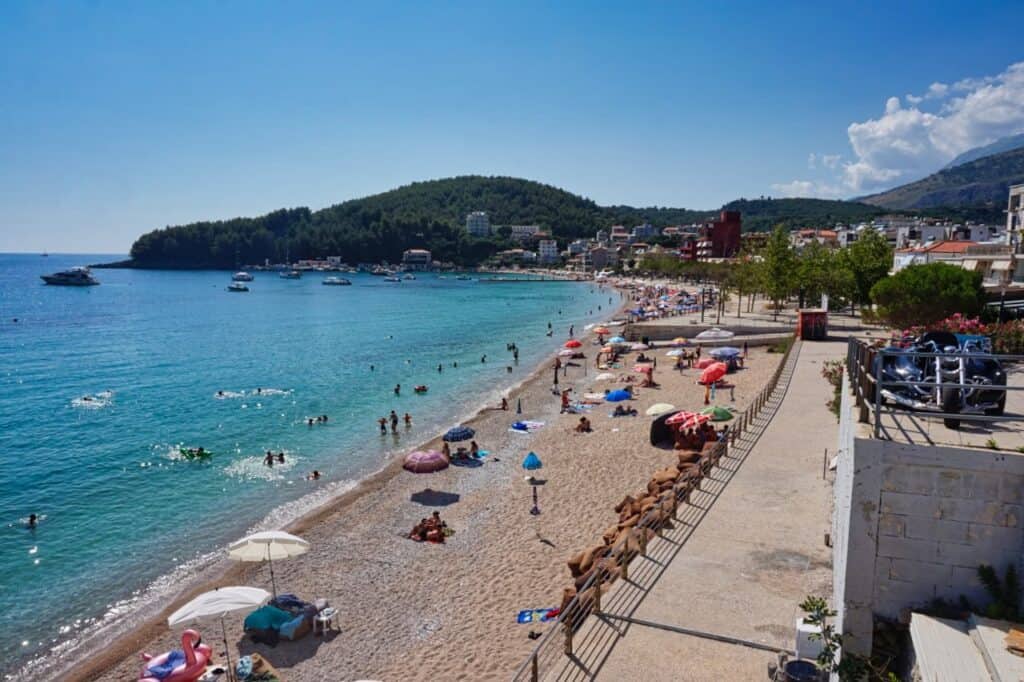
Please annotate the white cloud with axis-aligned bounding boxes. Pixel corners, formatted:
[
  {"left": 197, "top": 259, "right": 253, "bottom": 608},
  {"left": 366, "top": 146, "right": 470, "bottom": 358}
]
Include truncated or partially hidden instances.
[
  {"left": 807, "top": 153, "right": 817, "bottom": 169},
  {"left": 770, "top": 179, "right": 845, "bottom": 199},
  {"left": 774, "top": 61, "right": 1024, "bottom": 197}
]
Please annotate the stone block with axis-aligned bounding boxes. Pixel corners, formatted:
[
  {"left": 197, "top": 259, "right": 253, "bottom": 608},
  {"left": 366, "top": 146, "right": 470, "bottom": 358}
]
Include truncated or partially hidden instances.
[
  {"left": 904, "top": 517, "right": 969, "bottom": 544},
  {"left": 961, "top": 471, "right": 1002, "bottom": 500},
  {"left": 882, "top": 465, "right": 935, "bottom": 495},
  {"left": 936, "top": 498, "right": 1006, "bottom": 525},
  {"left": 998, "top": 475, "right": 1024, "bottom": 504},
  {"left": 889, "top": 558, "right": 952, "bottom": 586},
  {"left": 878, "top": 513, "right": 904, "bottom": 537},
  {"left": 936, "top": 470, "right": 963, "bottom": 498},
  {"left": 881, "top": 491, "right": 938, "bottom": 518},
  {"left": 878, "top": 535, "right": 938, "bottom": 562},
  {"left": 965, "top": 523, "right": 1023, "bottom": 548},
  {"left": 937, "top": 539, "right": 1020, "bottom": 568}
]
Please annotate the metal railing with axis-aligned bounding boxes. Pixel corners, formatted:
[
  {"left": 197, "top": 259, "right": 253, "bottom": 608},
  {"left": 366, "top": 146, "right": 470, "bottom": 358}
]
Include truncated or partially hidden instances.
[
  {"left": 846, "top": 338, "right": 1024, "bottom": 438},
  {"left": 511, "top": 336, "right": 799, "bottom": 681}
]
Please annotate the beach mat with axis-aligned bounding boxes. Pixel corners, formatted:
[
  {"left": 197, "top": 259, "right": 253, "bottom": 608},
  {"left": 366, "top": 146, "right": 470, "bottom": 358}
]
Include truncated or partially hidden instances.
[{"left": 517, "top": 608, "right": 559, "bottom": 624}]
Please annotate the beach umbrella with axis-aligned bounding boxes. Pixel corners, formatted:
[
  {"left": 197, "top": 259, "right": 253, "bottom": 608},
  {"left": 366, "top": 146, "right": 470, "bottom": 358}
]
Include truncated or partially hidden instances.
[
  {"left": 404, "top": 450, "right": 449, "bottom": 473},
  {"left": 443, "top": 425, "right": 475, "bottom": 442},
  {"left": 695, "top": 327, "right": 735, "bottom": 341},
  {"left": 666, "top": 349, "right": 685, "bottom": 357},
  {"left": 605, "top": 389, "right": 631, "bottom": 402},
  {"left": 594, "top": 372, "right": 616, "bottom": 381},
  {"left": 700, "top": 362, "right": 728, "bottom": 385},
  {"left": 593, "top": 326, "right": 610, "bottom": 335},
  {"left": 522, "top": 452, "right": 543, "bottom": 515},
  {"left": 666, "top": 410, "right": 710, "bottom": 427},
  {"left": 410, "top": 488, "right": 460, "bottom": 505},
  {"left": 701, "top": 406, "right": 734, "bottom": 421},
  {"left": 709, "top": 346, "right": 742, "bottom": 359},
  {"left": 608, "top": 336, "right": 627, "bottom": 344},
  {"left": 168, "top": 586, "right": 271, "bottom": 682},
  {"left": 228, "top": 531, "right": 310, "bottom": 599},
  {"left": 645, "top": 403, "right": 676, "bottom": 416},
  {"left": 564, "top": 339, "right": 582, "bottom": 349},
  {"left": 522, "top": 451, "right": 543, "bottom": 471},
  {"left": 671, "top": 337, "right": 687, "bottom": 346}
]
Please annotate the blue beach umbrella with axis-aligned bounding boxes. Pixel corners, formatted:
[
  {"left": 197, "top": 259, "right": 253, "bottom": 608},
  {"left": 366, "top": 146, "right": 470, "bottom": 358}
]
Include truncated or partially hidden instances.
[
  {"left": 608, "top": 336, "right": 627, "bottom": 344},
  {"left": 443, "top": 425, "right": 475, "bottom": 442},
  {"left": 709, "top": 346, "right": 742, "bottom": 359},
  {"left": 522, "top": 451, "right": 543, "bottom": 471},
  {"left": 605, "top": 389, "right": 631, "bottom": 402}
]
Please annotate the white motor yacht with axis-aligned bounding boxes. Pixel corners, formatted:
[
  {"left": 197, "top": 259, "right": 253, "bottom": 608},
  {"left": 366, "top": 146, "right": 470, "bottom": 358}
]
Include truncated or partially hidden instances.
[
  {"left": 322, "top": 276, "right": 352, "bottom": 286},
  {"left": 279, "top": 270, "right": 302, "bottom": 279},
  {"left": 41, "top": 267, "right": 99, "bottom": 286},
  {"left": 232, "top": 271, "right": 254, "bottom": 282},
  {"left": 227, "top": 281, "right": 249, "bottom": 292}
]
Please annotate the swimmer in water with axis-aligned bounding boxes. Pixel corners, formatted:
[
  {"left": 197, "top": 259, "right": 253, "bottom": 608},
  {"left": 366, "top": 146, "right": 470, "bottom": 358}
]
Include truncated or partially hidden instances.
[
  {"left": 27, "top": 514, "right": 37, "bottom": 529},
  {"left": 394, "top": 384, "right": 401, "bottom": 396},
  {"left": 265, "top": 451, "right": 274, "bottom": 466},
  {"left": 370, "top": 364, "right": 375, "bottom": 371},
  {"left": 438, "top": 364, "right": 443, "bottom": 373},
  {"left": 404, "top": 412, "right": 412, "bottom": 427},
  {"left": 277, "top": 452, "right": 285, "bottom": 464},
  {"left": 217, "top": 390, "right": 224, "bottom": 397},
  {"left": 308, "top": 418, "right": 315, "bottom": 426},
  {"left": 308, "top": 470, "right": 321, "bottom": 480}
]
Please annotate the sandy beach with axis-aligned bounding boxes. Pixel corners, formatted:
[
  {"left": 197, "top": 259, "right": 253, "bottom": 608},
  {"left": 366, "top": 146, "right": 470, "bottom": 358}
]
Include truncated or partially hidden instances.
[{"left": 68, "top": 311, "right": 782, "bottom": 682}]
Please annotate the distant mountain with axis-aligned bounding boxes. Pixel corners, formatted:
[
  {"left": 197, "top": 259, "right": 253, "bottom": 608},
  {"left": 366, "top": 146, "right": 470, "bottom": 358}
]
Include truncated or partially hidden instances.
[
  {"left": 860, "top": 146, "right": 1024, "bottom": 211},
  {"left": 944, "top": 133, "right": 1024, "bottom": 170},
  {"left": 122, "top": 176, "right": 895, "bottom": 268}
]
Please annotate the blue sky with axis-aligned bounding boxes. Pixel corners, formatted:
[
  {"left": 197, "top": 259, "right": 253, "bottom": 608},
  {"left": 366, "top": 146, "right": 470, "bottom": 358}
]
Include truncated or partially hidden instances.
[{"left": 1, "top": 1, "right": 1022, "bottom": 253}]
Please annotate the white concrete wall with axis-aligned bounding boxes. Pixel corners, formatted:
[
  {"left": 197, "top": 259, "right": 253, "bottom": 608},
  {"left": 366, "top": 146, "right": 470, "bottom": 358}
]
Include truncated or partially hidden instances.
[{"left": 834, "top": 390, "right": 1024, "bottom": 656}]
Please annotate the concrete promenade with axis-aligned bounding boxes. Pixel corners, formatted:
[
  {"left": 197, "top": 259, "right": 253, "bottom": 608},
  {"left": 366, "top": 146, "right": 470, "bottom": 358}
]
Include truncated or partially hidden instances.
[{"left": 588, "top": 340, "right": 844, "bottom": 680}]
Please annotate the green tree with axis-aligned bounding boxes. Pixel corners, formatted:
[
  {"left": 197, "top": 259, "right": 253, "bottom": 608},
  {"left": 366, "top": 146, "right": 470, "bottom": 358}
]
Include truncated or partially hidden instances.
[
  {"left": 870, "top": 262, "right": 984, "bottom": 328},
  {"left": 843, "top": 229, "right": 892, "bottom": 307},
  {"left": 760, "top": 226, "right": 796, "bottom": 319}
]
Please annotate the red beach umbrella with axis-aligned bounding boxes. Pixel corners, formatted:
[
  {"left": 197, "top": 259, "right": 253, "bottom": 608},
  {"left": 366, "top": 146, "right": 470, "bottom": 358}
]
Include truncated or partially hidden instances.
[
  {"left": 403, "top": 450, "right": 449, "bottom": 474},
  {"left": 700, "top": 362, "right": 728, "bottom": 385},
  {"left": 665, "top": 411, "right": 710, "bottom": 427},
  {"left": 564, "top": 339, "right": 583, "bottom": 349},
  {"left": 695, "top": 357, "right": 715, "bottom": 369}
]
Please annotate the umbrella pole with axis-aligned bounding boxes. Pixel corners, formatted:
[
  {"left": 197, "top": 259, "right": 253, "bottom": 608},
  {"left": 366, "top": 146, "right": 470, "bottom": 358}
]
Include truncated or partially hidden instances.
[
  {"left": 267, "top": 547, "right": 277, "bottom": 600},
  {"left": 221, "top": 615, "right": 235, "bottom": 682}
]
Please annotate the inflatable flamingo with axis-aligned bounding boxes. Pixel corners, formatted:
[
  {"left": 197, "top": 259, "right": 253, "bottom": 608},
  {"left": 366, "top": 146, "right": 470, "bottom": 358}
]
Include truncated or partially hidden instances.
[{"left": 139, "top": 628, "right": 212, "bottom": 682}]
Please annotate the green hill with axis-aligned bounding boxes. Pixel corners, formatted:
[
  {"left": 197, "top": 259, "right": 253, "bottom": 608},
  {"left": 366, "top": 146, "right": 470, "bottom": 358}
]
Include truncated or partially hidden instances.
[
  {"left": 123, "top": 176, "right": 891, "bottom": 268},
  {"left": 860, "top": 146, "right": 1024, "bottom": 211}
]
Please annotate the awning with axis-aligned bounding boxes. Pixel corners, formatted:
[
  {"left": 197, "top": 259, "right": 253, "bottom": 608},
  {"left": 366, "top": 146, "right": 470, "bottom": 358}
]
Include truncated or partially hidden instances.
[
  {"left": 960, "top": 259, "right": 978, "bottom": 270},
  {"left": 992, "top": 260, "right": 1013, "bottom": 271}
]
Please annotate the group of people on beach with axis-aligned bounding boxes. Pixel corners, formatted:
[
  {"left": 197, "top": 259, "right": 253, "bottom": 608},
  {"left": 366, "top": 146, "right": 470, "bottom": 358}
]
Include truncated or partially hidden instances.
[
  {"left": 441, "top": 439, "right": 482, "bottom": 460},
  {"left": 409, "top": 510, "right": 450, "bottom": 543},
  {"left": 674, "top": 422, "right": 725, "bottom": 451}
]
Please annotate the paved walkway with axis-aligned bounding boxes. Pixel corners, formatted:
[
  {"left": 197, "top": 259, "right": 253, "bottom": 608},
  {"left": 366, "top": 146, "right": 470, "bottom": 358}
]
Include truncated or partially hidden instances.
[{"left": 551, "top": 340, "right": 843, "bottom": 681}]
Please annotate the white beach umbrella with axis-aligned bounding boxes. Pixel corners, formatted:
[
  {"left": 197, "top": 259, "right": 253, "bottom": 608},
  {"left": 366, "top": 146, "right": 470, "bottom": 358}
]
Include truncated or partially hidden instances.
[
  {"left": 645, "top": 403, "right": 676, "bottom": 416},
  {"left": 228, "top": 531, "right": 310, "bottom": 598},
  {"left": 168, "top": 586, "right": 270, "bottom": 682}
]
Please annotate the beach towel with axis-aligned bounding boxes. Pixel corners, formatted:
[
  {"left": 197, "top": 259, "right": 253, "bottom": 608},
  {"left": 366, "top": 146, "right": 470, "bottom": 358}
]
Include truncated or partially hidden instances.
[
  {"left": 244, "top": 605, "right": 292, "bottom": 632},
  {"left": 517, "top": 608, "right": 559, "bottom": 624},
  {"left": 509, "top": 420, "right": 545, "bottom": 434},
  {"left": 145, "top": 650, "right": 185, "bottom": 679}
]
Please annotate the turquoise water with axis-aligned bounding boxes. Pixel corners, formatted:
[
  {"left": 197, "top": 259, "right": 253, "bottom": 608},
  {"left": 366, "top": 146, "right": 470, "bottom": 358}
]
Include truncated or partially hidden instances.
[{"left": 0, "top": 254, "right": 614, "bottom": 673}]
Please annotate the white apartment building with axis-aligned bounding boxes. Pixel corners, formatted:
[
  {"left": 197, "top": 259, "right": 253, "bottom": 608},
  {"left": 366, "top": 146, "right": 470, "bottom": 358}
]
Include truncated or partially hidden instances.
[
  {"left": 568, "top": 239, "right": 589, "bottom": 255},
  {"left": 1008, "top": 184, "right": 1024, "bottom": 251},
  {"left": 538, "top": 239, "right": 560, "bottom": 264},
  {"left": 466, "top": 211, "right": 491, "bottom": 237}
]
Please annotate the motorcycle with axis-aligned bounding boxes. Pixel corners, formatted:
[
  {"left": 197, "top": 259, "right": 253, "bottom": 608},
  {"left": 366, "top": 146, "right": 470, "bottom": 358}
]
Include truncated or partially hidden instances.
[{"left": 874, "top": 331, "right": 1006, "bottom": 430}]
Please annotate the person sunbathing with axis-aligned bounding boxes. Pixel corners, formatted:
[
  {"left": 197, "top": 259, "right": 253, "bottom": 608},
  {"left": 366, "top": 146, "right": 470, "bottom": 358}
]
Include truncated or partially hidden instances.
[
  {"left": 441, "top": 442, "right": 451, "bottom": 459},
  {"left": 575, "top": 417, "right": 592, "bottom": 433}
]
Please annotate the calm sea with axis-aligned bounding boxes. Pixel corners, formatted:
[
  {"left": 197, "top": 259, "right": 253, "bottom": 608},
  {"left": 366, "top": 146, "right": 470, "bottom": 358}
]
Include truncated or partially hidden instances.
[{"left": 0, "top": 253, "right": 614, "bottom": 673}]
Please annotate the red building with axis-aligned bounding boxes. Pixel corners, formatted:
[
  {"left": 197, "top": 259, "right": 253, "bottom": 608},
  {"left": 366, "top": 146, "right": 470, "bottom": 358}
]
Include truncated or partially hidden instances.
[{"left": 694, "top": 211, "right": 742, "bottom": 259}]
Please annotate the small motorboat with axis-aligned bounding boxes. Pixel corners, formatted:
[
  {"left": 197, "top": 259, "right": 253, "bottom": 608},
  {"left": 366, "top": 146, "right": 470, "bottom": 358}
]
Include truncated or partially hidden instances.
[
  {"left": 279, "top": 270, "right": 302, "bottom": 279},
  {"left": 403, "top": 273, "right": 416, "bottom": 280},
  {"left": 232, "top": 271, "right": 254, "bottom": 282},
  {"left": 227, "top": 282, "right": 249, "bottom": 292},
  {"left": 455, "top": 275, "right": 471, "bottom": 281},
  {"left": 322, "top": 276, "right": 352, "bottom": 286},
  {"left": 384, "top": 276, "right": 401, "bottom": 282},
  {"left": 414, "top": 385, "right": 428, "bottom": 394}
]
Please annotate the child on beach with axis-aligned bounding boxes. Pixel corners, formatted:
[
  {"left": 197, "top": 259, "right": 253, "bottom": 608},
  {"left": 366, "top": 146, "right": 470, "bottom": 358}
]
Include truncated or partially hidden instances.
[
  {"left": 404, "top": 413, "right": 412, "bottom": 427},
  {"left": 378, "top": 417, "right": 387, "bottom": 434}
]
